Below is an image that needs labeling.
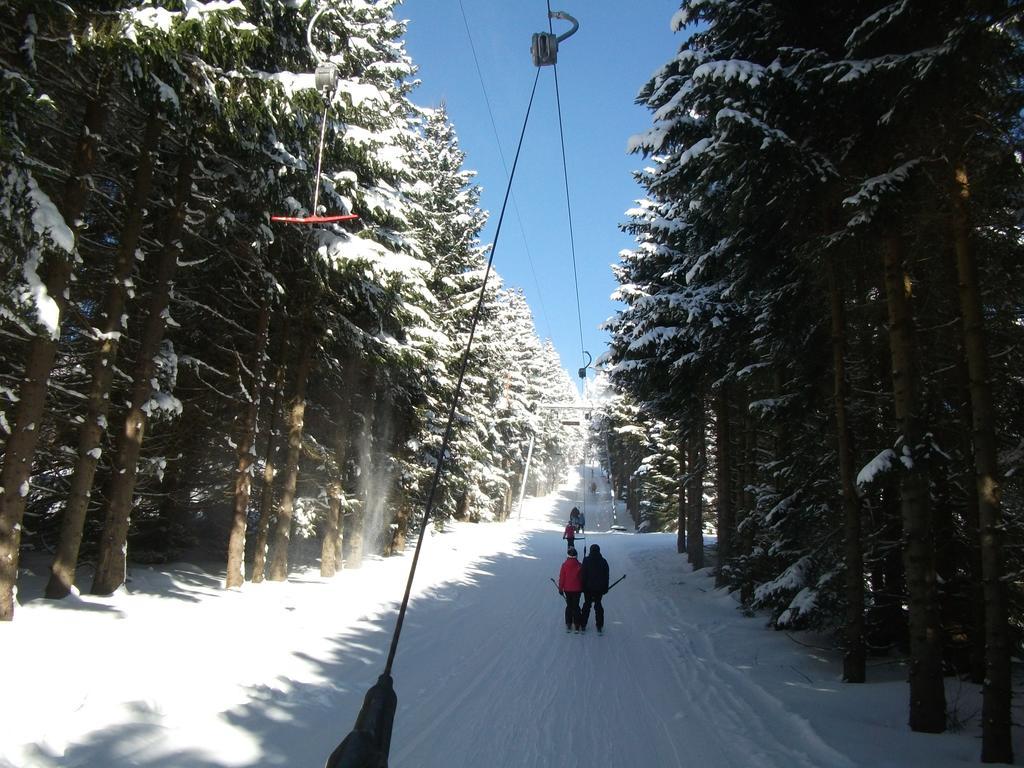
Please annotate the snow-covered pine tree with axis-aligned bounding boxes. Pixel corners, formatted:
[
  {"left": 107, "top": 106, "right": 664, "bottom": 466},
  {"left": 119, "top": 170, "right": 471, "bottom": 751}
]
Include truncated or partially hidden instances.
[
  {"left": 87, "top": 1, "right": 264, "bottom": 595},
  {"left": 492, "top": 291, "right": 578, "bottom": 499},
  {"left": 535, "top": 340, "right": 582, "bottom": 493},
  {"left": 0, "top": 0, "right": 591, "bottom": 626},
  {"left": 0, "top": 0, "right": 260, "bottom": 614},
  {"left": 614, "top": 0, "right": 1024, "bottom": 747},
  {"left": 610, "top": 0, "right": 840, "bottom": 618},
  {"left": 0, "top": 2, "right": 115, "bottom": 620},
  {"left": 821, "top": 0, "right": 1024, "bottom": 750},
  {"left": 404, "top": 103, "right": 505, "bottom": 523},
  {"left": 244, "top": 0, "right": 435, "bottom": 578}
]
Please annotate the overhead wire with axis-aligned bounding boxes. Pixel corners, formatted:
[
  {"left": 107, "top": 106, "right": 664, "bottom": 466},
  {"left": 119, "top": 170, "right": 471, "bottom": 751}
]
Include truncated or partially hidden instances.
[
  {"left": 383, "top": 67, "right": 543, "bottom": 678},
  {"left": 326, "top": 9, "right": 563, "bottom": 764},
  {"left": 457, "top": 0, "right": 555, "bottom": 343},
  {"left": 546, "top": 0, "right": 589, "bottom": 517},
  {"left": 546, "top": 0, "right": 587, "bottom": 371}
]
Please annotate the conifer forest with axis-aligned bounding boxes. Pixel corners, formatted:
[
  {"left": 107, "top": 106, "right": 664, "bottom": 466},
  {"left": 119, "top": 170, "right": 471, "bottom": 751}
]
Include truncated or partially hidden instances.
[{"left": 2, "top": 1, "right": 1023, "bottom": 764}]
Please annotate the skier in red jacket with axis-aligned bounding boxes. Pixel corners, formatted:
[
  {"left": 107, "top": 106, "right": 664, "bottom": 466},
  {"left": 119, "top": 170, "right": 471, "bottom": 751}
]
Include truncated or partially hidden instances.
[
  {"left": 557, "top": 547, "right": 584, "bottom": 632},
  {"left": 563, "top": 521, "right": 576, "bottom": 553}
]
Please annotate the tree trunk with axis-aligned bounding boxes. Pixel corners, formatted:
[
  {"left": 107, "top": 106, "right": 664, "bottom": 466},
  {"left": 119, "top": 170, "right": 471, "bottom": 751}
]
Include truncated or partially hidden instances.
[
  {"left": 320, "top": 409, "right": 352, "bottom": 578},
  {"left": 251, "top": 322, "right": 289, "bottom": 583},
  {"left": 880, "top": 485, "right": 906, "bottom": 648},
  {"left": 882, "top": 232, "right": 945, "bottom": 733},
  {"left": 266, "top": 325, "right": 316, "bottom": 582},
  {"left": 225, "top": 292, "right": 272, "bottom": 589},
  {"left": 677, "top": 435, "right": 687, "bottom": 554},
  {"left": 962, "top": 421, "right": 986, "bottom": 685},
  {"left": 714, "top": 386, "right": 733, "bottom": 588},
  {"left": 0, "top": 90, "right": 107, "bottom": 620},
  {"left": 739, "top": 394, "right": 756, "bottom": 606},
  {"left": 954, "top": 348, "right": 986, "bottom": 683},
  {"left": 865, "top": 293, "right": 906, "bottom": 652},
  {"left": 91, "top": 148, "right": 194, "bottom": 596},
  {"left": 627, "top": 475, "right": 639, "bottom": 528},
  {"left": 687, "top": 406, "right": 704, "bottom": 569},
  {"left": 154, "top": 449, "right": 187, "bottom": 546},
  {"left": 390, "top": 503, "right": 410, "bottom": 555},
  {"left": 322, "top": 477, "right": 344, "bottom": 577},
  {"left": 952, "top": 162, "right": 1011, "bottom": 763},
  {"left": 348, "top": 386, "right": 377, "bottom": 569},
  {"left": 369, "top": 390, "right": 396, "bottom": 548},
  {"left": 46, "top": 107, "right": 163, "bottom": 599},
  {"left": 826, "top": 248, "right": 866, "bottom": 683}
]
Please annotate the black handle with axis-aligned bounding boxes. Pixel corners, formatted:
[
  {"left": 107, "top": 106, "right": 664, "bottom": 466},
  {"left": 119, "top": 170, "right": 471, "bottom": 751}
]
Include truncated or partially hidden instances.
[{"left": 325, "top": 673, "right": 397, "bottom": 768}]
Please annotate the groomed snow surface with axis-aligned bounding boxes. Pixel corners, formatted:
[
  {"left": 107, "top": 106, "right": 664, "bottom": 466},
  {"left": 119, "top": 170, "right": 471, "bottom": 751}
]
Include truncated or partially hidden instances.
[{"left": 4, "top": 467, "right": 1017, "bottom": 767}]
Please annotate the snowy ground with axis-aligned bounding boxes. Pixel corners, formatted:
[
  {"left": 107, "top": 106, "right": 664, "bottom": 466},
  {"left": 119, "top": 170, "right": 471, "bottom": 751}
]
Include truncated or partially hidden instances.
[{"left": 3, "top": 466, "right": 1018, "bottom": 767}]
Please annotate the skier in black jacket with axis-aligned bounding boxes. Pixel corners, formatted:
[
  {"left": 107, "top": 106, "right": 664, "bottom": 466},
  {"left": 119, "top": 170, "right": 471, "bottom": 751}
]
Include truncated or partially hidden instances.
[{"left": 579, "top": 544, "right": 610, "bottom": 633}]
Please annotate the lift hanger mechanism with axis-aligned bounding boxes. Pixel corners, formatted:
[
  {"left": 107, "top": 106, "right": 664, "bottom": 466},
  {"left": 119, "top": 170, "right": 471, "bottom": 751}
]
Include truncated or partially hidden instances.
[
  {"left": 578, "top": 350, "right": 592, "bottom": 381},
  {"left": 271, "top": 5, "right": 359, "bottom": 226},
  {"left": 531, "top": 9, "right": 579, "bottom": 67}
]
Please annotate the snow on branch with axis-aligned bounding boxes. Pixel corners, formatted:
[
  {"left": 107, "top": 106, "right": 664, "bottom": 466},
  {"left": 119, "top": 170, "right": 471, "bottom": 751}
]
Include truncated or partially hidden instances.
[
  {"left": 2, "top": 169, "right": 76, "bottom": 338},
  {"left": 842, "top": 158, "right": 925, "bottom": 227},
  {"left": 627, "top": 123, "right": 673, "bottom": 155},
  {"left": 845, "top": 1, "right": 910, "bottom": 53},
  {"left": 12, "top": 170, "right": 75, "bottom": 254},
  {"left": 122, "top": 0, "right": 253, "bottom": 43},
  {"left": 855, "top": 448, "right": 899, "bottom": 489},
  {"left": 827, "top": 45, "right": 953, "bottom": 85},
  {"left": 693, "top": 59, "right": 766, "bottom": 88},
  {"left": 626, "top": 325, "right": 682, "bottom": 355},
  {"left": 671, "top": 0, "right": 723, "bottom": 31},
  {"left": 754, "top": 555, "right": 823, "bottom": 628}
]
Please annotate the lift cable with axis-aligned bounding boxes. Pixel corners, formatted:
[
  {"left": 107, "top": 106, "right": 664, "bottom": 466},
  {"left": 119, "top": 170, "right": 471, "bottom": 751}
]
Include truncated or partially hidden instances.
[
  {"left": 324, "top": 65, "right": 544, "bottom": 768},
  {"left": 384, "top": 66, "right": 541, "bottom": 679},
  {"left": 545, "top": 0, "right": 589, "bottom": 519},
  {"left": 457, "top": 0, "right": 555, "bottom": 343},
  {"left": 546, "top": 0, "right": 587, "bottom": 371}
]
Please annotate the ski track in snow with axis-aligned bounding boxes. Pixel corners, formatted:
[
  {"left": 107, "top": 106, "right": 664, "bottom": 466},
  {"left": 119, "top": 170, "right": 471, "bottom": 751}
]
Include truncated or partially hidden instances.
[
  {"left": 384, "top": 469, "right": 849, "bottom": 768},
  {"left": 620, "top": 547, "right": 853, "bottom": 768}
]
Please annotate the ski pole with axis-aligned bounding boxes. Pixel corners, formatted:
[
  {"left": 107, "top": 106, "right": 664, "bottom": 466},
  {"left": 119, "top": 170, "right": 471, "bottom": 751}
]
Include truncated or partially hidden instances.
[
  {"left": 606, "top": 574, "right": 626, "bottom": 592},
  {"left": 549, "top": 577, "right": 561, "bottom": 594}
]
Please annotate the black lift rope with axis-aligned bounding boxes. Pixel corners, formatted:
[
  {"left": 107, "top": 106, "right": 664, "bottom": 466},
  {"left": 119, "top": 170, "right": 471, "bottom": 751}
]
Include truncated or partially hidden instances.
[
  {"left": 325, "top": 67, "right": 543, "bottom": 768},
  {"left": 326, "top": 5, "right": 585, "bottom": 764},
  {"left": 546, "top": 0, "right": 590, "bottom": 522}
]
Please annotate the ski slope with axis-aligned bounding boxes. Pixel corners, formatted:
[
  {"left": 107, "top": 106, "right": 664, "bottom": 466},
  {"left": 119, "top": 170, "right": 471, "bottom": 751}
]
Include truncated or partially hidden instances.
[
  {"left": 2, "top": 467, "right": 1005, "bottom": 767},
  {"left": 385, "top": 473, "right": 849, "bottom": 768}
]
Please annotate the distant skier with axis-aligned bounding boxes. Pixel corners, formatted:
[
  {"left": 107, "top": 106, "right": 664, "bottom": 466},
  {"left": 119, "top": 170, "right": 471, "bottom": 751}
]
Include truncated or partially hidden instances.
[
  {"left": 557, "top": 547, "right": 583, "bottom": 632},
  {"left": 590, "top": 481, "right": 597, "bottom": 495},
  {"left": 564, "top": 519, "right": 577, "bottom": 551},
  {"left": 569, "top": 507, "right": 581, "bottom": 533},
  {"left": 578, "top": 510, "right": 586, "bottom": 534},
  {"left": 579, "top": 544, "right": 610, "bottom": 634}
]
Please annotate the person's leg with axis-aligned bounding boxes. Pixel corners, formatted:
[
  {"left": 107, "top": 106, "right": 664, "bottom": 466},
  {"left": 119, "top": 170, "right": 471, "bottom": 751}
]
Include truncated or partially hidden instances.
[
  {"left": 594, "top": 594, "right": 604, "bottom": 631},
  {"left": 563, "top": 593, "right": 574, "bottom": 629},
  {"left": 570, "top": 592, "right": 582, "bottom": 630},
  {"left": 581, "top": 593, "right": 593, "bottom": 628}
]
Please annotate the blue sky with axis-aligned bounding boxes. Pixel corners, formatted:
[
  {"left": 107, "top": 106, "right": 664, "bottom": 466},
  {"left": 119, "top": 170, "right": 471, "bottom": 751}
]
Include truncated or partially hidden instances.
[{"left": 399, "top": 0, "right": 683, "bottom": 391}]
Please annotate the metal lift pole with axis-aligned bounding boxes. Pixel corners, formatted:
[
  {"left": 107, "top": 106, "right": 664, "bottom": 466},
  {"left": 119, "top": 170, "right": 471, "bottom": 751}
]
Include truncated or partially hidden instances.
[{"left": 516, "top": 432, "right": 536, "bottom": 520}]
